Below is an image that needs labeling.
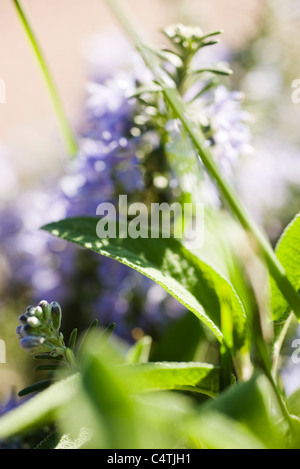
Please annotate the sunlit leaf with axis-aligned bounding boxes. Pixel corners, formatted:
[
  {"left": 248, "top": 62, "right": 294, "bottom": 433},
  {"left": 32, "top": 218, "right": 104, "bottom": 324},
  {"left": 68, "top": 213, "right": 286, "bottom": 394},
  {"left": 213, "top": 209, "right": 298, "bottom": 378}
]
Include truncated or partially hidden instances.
[
  {"left": 271, "top": 213, "right": 300, "bottom": 320},
  {"left": 43, "top": 217, "right": 247, "bottom": 349}
]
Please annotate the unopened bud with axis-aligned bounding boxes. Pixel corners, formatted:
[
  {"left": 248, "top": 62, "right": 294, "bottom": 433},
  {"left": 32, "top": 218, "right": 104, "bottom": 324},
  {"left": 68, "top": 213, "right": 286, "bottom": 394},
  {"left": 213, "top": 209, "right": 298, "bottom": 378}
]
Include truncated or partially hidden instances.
[
  {"left": 38, "top": 300, "right": 51, "bottom": 322},
  {"left": 25, "top": 307, "right": 35, "bottom": 317},
  {"left": 16, "top": 325, "right": 23, "bottom": 338},
  {"left": 19, "top": 314, "right": 27, "bottom": 324},
  {"left": 34, "top": 306, "right": 43, "bottom": 319},
  {"left": 20, "top": 336, "right": 45, "bottom": 351},
  {"left": 27, "top": 316, "right": 41, "bottom": 328},
  {"left": 50, "top": 302, "right": 62, "bottom": 331},
  {"left": 21, "top": 324, "right": 40, "bottom": 337}
]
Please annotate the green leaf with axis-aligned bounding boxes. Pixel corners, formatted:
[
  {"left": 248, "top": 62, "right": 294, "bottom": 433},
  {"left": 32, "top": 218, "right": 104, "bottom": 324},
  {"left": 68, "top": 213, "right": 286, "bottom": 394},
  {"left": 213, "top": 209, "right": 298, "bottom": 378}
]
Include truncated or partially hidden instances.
[
  {"left": 43, "top": 217, "right": 246, "bottom": 349},
  {"left": 34, "top": 365, "right": 63, "bottom": 372},
  {"left": 287, "top": 390, "right": 300, "bottom": 449},
  {"left": 271, "top": 213, "right": 300, "bottom": 320},
  {"left": 61, "top": 335, "right": 218, "bottom": 449},
  {"left": 129, "top": 83, "right": 162, "bottom": 99},
  {"left": 188, "top": 411, "right": 266, "bottom": 449},
  {"left": 288, "top": 388, "right": 300, "bottom": 419},
  {"left": 126, "top": 361, "right": 232, "bottom": 397},
  {"left": 191, "top": 66, "right": 232, "bottom": 76},
  {"left": 0, "top": 374, "right": 78, "bottom": 439},
  {"left": 18, "top": 379, "right": 59, "bottom": 397},
  {"left": 126, "top": 335, "right": 152, "bottom": 364},
  {"left": 34, "top": 432, "right": 62, "bottom": 449},
  {"left": 142, "top": 42, "right": 183, "bottom": 67},
  {"left": 35, "top": 428, "right": 92, "bottom": 449},
  {"left": 203, "top": 373, "right": 289, "bottom": 448},
  {"left": 68, "top": 328, "right": 78, "bottom": 351}
]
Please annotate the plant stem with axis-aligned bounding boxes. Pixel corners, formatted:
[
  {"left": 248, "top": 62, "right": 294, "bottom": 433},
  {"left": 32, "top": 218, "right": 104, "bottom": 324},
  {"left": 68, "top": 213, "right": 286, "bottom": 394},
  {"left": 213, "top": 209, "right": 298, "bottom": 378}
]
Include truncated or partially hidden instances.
[
  {"left": 251, "top": 304, "right": 298, "bottom": 435},
  {"left": 105, "top": 0, "right": 300, "bottom": 321},
  {"left": 12, "top": 0, "right": 77, "bottom": 158},
  {"left": 266, "top": 366, "right": 299, "bottom": 436},
  {"left": 272, "top": 313, "right": 293, "bottom": 379},
  {"left": 219, "top": 295, "right": 234, "bottom": 389},
  {"left": 219, "top": 345, "right": 232, "bottom": 391}
]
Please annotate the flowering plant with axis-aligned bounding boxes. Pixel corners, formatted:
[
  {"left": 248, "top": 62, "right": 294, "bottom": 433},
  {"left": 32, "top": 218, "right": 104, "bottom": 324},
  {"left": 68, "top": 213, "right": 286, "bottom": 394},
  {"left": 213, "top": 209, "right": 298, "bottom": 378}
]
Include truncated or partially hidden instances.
[{"left": 0, "top": 0, "right": 300, "bottom": 450}]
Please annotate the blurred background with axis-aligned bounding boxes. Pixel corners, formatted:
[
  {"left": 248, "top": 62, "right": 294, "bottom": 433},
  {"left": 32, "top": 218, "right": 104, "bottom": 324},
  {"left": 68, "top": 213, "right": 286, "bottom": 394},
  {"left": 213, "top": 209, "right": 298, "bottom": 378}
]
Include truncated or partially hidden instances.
[
  {"left": 1, "top": 0, "right": 261, "bottom": 171},
  {"left": 1, "top": 0, "right": 300, "bottom": 401}
]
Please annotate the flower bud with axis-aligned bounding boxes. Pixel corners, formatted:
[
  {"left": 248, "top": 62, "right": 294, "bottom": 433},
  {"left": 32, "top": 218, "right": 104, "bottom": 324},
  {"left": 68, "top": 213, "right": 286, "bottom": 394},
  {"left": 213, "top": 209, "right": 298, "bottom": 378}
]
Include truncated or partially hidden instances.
[
  {"left": 34, "top": 306, "right": 43, "bottom": 320},
  {"left": 27, "top": 316, "right": 41, "bottom": 328},
  {"left": 20, "top": 336, "right": 45, "bottom": 351},
  {"left": 16, "top": 325, "right": 23, "bottom": 339},
  {"left": 21, "top": 324, "right": 40, "bottom": 337},
  {"left": 18, "top": 314, "right": 27, "bottom": 324},
  {"left": 50, "top": 302, "right": 62, "bottom": 331},
  {"left": 38, "top": 300, "right": 51, "bottom": 322},
  {"left": 25, "top": 306, "right": 35, "bottom": 317}
]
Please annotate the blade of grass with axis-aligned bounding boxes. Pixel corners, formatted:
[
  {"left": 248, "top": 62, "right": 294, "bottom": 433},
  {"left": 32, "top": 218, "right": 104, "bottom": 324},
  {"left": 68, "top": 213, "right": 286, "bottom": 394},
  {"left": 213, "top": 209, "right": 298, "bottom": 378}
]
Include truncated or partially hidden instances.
[{"left": 11, "top": 0, "right": 77, "bottom": 158}]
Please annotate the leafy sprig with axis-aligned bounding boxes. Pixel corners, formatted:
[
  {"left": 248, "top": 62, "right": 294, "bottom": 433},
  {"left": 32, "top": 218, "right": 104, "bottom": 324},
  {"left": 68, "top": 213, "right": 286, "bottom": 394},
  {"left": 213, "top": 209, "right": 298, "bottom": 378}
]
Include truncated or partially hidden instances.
[
  {"left": 132, "top": 23, "right": 232, "bottom": 143},
  {"left": 16, "top": 301, "right": 115, "bottom": 396}
]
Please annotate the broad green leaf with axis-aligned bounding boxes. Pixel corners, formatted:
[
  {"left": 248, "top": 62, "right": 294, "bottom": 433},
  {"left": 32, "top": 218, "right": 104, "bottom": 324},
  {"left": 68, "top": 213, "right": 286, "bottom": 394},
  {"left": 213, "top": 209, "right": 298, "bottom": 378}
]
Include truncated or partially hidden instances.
[
  {"left": 43, "top": 217, "right": 246, "bottom": 349},
  {"left": 187, "top": 411, "right": 266, "bottom": 449},
  {"left": 203, "top": 373, "right": 288, "bottom": 448},
  {"left": 288, "top": 388, "right": 300, "bottom": 419},
  {"left": 63, "top": 336, "right": 200, "bottom": 449},
  {"left": 285, "top": 389, "right": 300, "bottom": 449},
  {"left": 0, "top": 374, "right": 78, "bottom": 440},
  {"left": 271, "top": 213, "right": 300, "bottom": 320},
  {"left": 126, "top": 361, "right": 232, "bottom": 397}
]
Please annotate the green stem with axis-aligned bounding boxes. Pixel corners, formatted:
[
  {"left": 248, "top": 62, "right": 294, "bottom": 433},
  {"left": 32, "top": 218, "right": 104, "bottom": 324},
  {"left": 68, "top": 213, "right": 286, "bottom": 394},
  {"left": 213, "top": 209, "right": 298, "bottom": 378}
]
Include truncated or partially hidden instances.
[
  {"left": 266, "top": 366, "right": 298, "bottom": 436},
  {"left": 105, "top": 0, "right": 300, "bottom": 321},
  {"left": 219, "top": 295, "right": 234, "bottom": 389},
  {"left": 252, "top": 306, "right": 298, "bottom": 435},
  {"left": 12, "top": 0, "right": 77, "bottom": 158},
  {"left": 219, "top": 345, "right": 232, "bottom": 391},
  {"left": 272, "top": 313, "right": 293, "bottom": 379}
]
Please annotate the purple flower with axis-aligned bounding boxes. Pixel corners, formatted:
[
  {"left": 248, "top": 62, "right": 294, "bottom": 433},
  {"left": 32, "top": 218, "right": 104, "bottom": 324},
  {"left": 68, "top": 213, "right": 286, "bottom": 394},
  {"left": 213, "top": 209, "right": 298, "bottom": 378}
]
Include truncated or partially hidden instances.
[{"left": 206, "top": 85, "right": 253, "bottom": 174}]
